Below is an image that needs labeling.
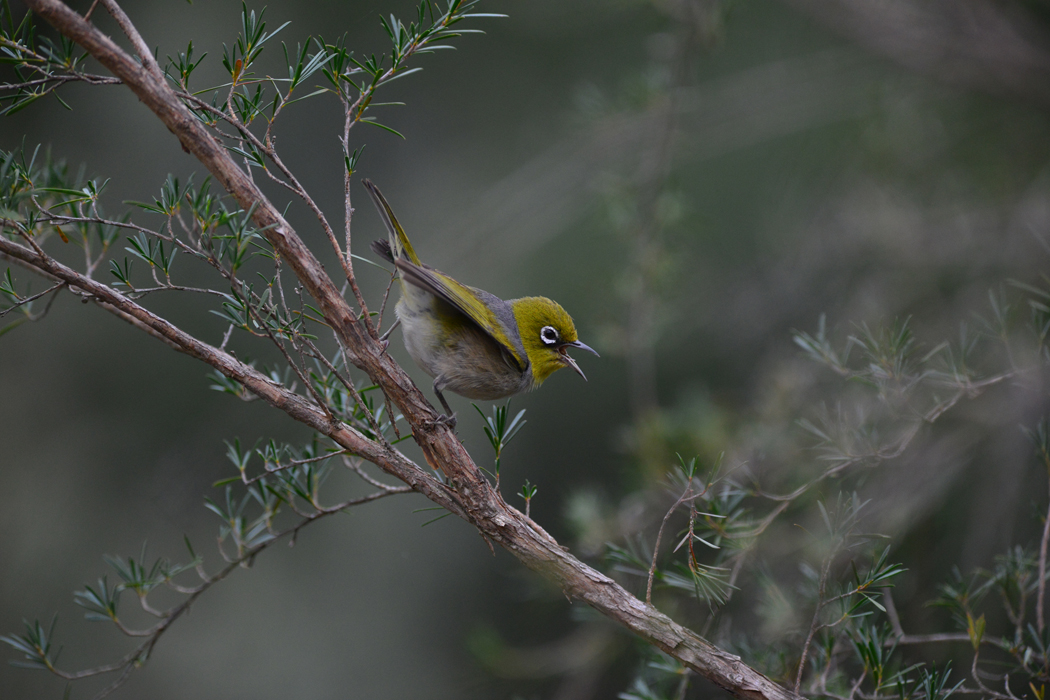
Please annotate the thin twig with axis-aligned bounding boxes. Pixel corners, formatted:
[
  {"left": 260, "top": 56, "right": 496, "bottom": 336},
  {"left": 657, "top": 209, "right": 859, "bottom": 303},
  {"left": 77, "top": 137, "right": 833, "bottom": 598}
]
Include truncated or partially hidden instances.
[
  {"left": 796, "top": 554, "right": 833, "bottom": 693},
  {"left": 0, "top": 281, "right": 65, "bottom": 317},
  {"left": 1038, "top": 464, "right": 1050, "bottom": 635},
  {"left": 647, "top": 481, "right": 704, "bottom": 605},
  {"left": 237, "top": 449, "right": 348, "bottom": 486},
  {"left": 47, "top": 484, "right": 409, "bottom": 696},
  {"left": 98, "top": 0, "right": 164, "bottom": 81},
  {"left": 882, "top": 588, "right": 904, "bottom": 637},
  {"left": 377, "top": 271, "right": 396, "bottom": 333},
  {"left": 883, "top": 588, "right": 1011, "bottom": 651},
  {"left": 343, "top": 455, "right": 405, "bottom": 491},
  {"left": 970, "top": 650, "right": 1015, "bottom": 700},
  {"left": 182, "top": 90, "right": 376, "bottom": 337},
  {"left": 0, "top": 73, "right": 119, "bottom": 90},
  {"left": 306, "top": 339, "right": 383, "bottom": 438}
]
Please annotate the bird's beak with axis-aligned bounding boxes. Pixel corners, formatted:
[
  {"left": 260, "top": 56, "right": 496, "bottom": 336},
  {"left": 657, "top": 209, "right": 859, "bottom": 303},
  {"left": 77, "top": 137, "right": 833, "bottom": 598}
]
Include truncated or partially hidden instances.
[{"left": 558, "top": 340, "right": 599, "bottom": 381}]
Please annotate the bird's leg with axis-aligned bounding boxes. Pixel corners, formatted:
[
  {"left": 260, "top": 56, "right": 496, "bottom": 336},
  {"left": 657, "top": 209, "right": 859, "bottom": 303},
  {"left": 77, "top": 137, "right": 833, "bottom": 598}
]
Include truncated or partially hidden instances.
[
  {"left": 430, "top": 378, "right": 458, "bottom": 429},
  {"left": 378, "top": 318, "right": 401, "bottom": 350}
]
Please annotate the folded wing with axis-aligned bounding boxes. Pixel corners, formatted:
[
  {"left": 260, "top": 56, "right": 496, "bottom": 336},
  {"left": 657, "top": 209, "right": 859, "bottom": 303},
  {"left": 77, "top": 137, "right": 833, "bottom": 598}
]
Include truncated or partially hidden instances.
[{"left": 395, "top": 260, "right": 527, "bottom": 372}]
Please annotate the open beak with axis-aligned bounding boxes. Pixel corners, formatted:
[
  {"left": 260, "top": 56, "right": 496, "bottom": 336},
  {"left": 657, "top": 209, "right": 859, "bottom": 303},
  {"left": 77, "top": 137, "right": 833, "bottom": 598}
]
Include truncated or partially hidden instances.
[{"left": 558, "top": 340, "right": 600, "bottom": 381}]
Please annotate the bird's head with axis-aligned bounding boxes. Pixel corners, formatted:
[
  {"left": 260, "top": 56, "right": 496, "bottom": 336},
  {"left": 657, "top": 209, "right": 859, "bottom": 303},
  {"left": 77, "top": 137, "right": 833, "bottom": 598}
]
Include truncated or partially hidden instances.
[{"left": 511, "top": 296, "right": 599, "bottom": 386}]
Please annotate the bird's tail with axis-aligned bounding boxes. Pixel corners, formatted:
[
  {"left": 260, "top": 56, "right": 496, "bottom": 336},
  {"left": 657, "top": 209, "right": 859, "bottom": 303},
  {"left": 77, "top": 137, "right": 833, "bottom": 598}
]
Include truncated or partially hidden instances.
[{"left": 364, "top": 179, "right": 421, "bottom": 267}]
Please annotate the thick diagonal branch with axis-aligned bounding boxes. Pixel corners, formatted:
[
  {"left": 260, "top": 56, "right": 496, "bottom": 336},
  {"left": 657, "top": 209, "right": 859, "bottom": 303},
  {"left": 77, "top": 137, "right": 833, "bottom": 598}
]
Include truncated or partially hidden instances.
[
  {"left": 0, "top": 234, "right": 462, "bottom": 511},
  {"left": 18, "top": 3, "right": 801, "bottom": 698}
]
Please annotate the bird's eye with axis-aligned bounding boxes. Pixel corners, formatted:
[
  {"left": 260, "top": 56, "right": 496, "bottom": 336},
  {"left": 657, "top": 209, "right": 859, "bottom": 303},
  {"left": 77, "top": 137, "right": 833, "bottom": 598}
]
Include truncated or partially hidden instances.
[{"left": 540, "top": 325, "right": 559, "bottom": 345}]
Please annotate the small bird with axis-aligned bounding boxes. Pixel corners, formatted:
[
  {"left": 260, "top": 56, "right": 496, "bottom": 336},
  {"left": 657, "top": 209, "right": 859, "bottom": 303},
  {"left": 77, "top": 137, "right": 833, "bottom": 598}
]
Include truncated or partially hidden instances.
[{"left": 365, "top": 179, "right": 598, "bottom": 427}]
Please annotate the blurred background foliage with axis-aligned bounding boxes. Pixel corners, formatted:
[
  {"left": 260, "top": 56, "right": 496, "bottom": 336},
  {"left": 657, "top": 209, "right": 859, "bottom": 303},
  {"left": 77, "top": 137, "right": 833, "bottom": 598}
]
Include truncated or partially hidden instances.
[{"left": 4, "top": 0, "right": 1050, "bottom": 697}]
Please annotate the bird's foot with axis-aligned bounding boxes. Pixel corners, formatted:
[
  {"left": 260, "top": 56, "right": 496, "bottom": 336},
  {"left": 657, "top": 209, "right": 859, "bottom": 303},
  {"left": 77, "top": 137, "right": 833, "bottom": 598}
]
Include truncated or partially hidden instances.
[{"left": 426, "top": 412, "right": 457, "bottom": 430}]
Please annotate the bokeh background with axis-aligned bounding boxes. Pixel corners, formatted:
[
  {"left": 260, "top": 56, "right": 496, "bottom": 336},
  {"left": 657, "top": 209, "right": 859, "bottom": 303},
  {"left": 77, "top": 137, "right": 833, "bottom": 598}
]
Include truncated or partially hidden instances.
[{"left": 4, "top": 0, "right": 1050, "bottom": 697}]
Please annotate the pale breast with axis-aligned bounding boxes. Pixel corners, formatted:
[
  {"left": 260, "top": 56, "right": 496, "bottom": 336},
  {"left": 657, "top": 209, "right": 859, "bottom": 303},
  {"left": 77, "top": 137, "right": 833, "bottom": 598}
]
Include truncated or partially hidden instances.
[{"left": 396, "top": 296, "right": 533, "bottom": 400}]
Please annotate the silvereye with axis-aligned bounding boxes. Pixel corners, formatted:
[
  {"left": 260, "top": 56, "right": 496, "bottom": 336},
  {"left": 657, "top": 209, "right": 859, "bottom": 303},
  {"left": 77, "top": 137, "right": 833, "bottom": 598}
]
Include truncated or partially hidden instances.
[{"left": 364, "top": 179, "right": 598, "bottom": 427}]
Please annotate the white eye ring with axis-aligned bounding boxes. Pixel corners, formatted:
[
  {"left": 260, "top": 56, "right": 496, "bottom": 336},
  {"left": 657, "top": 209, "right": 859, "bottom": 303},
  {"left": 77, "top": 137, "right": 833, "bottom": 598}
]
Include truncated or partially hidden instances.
[{"left": 540, "top": 325, "right": 559, "bottom": 345}]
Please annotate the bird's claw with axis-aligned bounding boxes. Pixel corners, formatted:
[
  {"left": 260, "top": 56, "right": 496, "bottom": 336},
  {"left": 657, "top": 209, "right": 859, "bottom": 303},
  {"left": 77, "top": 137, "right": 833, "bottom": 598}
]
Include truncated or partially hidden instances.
[{"left": 426, "top": 412, "right": 457, "bottom": 430}]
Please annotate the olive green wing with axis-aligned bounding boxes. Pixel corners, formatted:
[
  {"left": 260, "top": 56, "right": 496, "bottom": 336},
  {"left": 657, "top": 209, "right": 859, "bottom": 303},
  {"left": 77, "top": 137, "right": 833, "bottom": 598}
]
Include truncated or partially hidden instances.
[{"left": 395, "top": 259, "right": 527, "bottom": 372}]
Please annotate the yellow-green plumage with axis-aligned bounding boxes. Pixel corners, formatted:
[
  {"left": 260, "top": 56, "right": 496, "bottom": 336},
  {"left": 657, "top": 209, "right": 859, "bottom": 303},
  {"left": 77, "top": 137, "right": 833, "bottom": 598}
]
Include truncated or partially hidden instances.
[
  {"left": 512, "top": 297, "right": 578, "bottom": 385},
  {"left": 364, "top": 179, "right": 597, "bottom": 424}
]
